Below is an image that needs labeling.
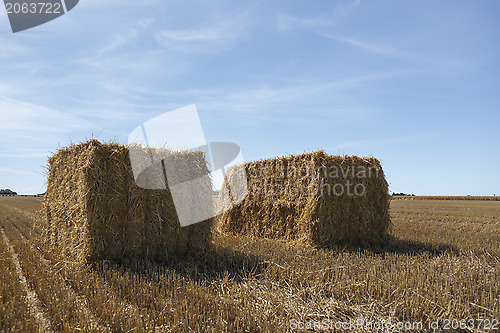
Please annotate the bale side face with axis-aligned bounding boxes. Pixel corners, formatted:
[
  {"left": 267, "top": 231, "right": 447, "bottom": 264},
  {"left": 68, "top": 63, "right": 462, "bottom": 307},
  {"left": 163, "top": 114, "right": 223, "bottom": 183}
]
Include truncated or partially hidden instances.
[
  {"left": 218, "top": 153, "right": 319, "bottom": 243},
  {"left": 218, "top": 151, "right": 390, "bottom": 246},
  {"left": 44, "top": 142, "right": 94, "bottom": 262},
  {"left": 311, "top": 154, "right": 390, "bottom": 246},
  {"left": 43, "top": 140, "right": 213, "bottom": 263}
]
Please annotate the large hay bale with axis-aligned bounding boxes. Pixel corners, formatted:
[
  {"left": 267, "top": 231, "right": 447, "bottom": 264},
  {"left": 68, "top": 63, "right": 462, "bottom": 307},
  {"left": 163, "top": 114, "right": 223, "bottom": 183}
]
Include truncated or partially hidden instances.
[
  {"left": 218, "top": 151, "right": 391, "bottom": 246},
  {"left": 43, "top": 140, "right": 213, "bottom": 263}
]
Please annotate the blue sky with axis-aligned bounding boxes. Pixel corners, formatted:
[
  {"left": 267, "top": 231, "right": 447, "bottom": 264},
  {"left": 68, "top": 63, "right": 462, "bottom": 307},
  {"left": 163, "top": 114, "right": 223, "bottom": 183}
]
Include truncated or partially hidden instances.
[{"left": 0, "top": 0, "right": 499, "bottom": 195}]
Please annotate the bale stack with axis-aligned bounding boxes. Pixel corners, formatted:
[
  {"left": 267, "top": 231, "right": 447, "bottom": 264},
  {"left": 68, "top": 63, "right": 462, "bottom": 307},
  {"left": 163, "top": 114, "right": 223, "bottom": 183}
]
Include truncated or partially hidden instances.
[
  {"left": 43, "top": 140, "right": 213, "bottom": 263},
  {"left": 218, "top": 151, "right": 391, "bottom": 246}
]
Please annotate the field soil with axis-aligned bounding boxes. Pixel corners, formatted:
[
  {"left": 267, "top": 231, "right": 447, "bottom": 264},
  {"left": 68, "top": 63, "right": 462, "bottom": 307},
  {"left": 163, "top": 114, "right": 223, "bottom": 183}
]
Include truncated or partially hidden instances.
[{"left": 0, "top": 196, "right": 499, "bottom": 332}]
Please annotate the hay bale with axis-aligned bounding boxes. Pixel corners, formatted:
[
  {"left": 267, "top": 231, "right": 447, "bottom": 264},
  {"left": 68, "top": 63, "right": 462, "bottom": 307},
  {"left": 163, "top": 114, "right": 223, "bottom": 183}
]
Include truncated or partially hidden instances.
[
  {"left": 43, "top": 140, "right": 213, "bottom": 263},
  {"left": 218, "top": 151, "right": 391, "bottom": 246}
]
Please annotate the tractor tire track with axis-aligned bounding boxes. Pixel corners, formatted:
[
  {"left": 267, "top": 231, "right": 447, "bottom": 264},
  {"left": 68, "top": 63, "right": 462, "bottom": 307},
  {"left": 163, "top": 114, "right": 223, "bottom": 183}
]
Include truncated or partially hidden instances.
[
  {"left": 0, "top": 224, "right": 54, "bottom": 333},
  {"left": 2, "top": 212, "right": 109, "bottom": 332}
]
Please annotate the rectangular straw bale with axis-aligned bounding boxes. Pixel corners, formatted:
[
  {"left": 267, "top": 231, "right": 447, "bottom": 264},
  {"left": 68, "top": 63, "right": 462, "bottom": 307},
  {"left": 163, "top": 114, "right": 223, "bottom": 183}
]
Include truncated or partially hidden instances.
[
  {"left": 218, "top": 151, "right": 390, "bottom": 246},
  {"left": 43, "top": 140, "right": 213, "bottom": 263}
]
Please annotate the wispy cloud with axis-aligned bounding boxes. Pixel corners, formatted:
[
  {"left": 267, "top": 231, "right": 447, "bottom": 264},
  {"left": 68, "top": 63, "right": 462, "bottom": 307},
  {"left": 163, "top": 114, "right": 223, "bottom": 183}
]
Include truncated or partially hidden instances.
[
  {"left": 319, "top": 33, "right": 394, "bottom": 56},
  {"left": 276, "top": 2, "right": 467, "bottom": 73},
  {"left": 0, "top": 167, "right": 39, "bottom": 175},
  {"left": 140, "top": 71, "right": 399, "bottom": 127},
  {"left": 0, "top": 149, "right": 50, "bottom": 158},
  {"left": 331, "top": 133, "right": 435, "bottom": 152},
  {"left": 275, "top": 2, "right": 392, "bottom": 57},
  {"left": 0, "top": 38, "right": 29, "bottom": 58},
  {"left": 276, "top": 0, "right": 360, "bottom": 32},
  {"left": 102, "top": 29, "right": 139, "bottom": 54},
  {"left": 0, "top": 95, "right": 93, "bottom": 137},
  {"left": 276, "top": 13, "right": 331, "bottom": 32},
  {"left": 155, "top": 11, "right": 250, "bottom": 54},
  {"left": 77, "top": 19, "right": 154, "bottom": 68}
]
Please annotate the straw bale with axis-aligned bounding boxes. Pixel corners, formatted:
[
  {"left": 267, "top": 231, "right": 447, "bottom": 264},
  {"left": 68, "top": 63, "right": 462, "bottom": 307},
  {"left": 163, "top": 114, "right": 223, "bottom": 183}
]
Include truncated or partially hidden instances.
[
  {"left": 218, "top": 151, "right": 390, "bottom": 246},
  {"left": 43, "top": 140, "right": 213, "bottom": 263}
]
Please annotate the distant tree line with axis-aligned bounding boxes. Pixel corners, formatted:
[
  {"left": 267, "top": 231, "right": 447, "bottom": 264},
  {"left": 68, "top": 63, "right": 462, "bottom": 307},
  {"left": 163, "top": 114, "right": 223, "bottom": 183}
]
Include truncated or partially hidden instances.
[
  {"left": 0, "top": 189, "right": 17, "bottom": 195},
  {"left": 392, "top": 192, "right": 415, "bottom": 196}
]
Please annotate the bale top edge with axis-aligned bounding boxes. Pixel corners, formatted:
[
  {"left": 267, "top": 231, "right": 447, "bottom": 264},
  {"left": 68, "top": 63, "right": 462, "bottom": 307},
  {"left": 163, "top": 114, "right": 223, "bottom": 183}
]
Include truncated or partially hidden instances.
[
  {"left": 47, "top": 139, "right": 199, "bottom": 163},
  {"left": 244, "top": 150, "right": 382, "bottom": 166}
]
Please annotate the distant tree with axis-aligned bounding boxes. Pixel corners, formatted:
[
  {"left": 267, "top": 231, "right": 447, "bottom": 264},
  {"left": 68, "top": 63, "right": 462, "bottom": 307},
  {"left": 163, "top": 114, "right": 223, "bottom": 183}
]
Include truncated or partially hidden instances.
[
  {"left": 392, "top": 192, "right": 412, "bottom": 196},
  {"left": 0, "top": 189, "right": 17, "bottom": 195}
]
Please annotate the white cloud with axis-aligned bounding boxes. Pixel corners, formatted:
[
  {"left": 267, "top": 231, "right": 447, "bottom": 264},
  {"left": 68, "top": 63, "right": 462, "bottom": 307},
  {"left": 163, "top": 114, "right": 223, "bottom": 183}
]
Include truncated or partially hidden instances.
[
  {"left": 0, "top": 150, "right": 50, "bottom": 158},
  {"left": 145, "top": 72, "right": 397, "bottom": 126},
  {"left": 156, "top": 29, "right": 220, "bottom": 42},
  {"left": 276, "top": 13, "right": 331, "bottom": 32},
  {"left": 0, "top": 38, "right": 30, "bottom": 58},
  {"left": 0, "top": 167, "right": 38, "bottom": 175},
  {"left": 320, "top": 32, "right": 466, "bottom": 73},
  {"left": 319, "top": 33, "right": 394, "bottom": 56},
  {"left": 102, "top": 29, "right": 139, "bottom": 53},
  {"left": 276, "top": 1, "right": 467, "bottom": 74},
  {"left": 276, "top": 0, "right": 360, "bottom": 32},
  {"left": 0, "top": 95, "right": 93, "bottom": 137},
  {"left": 155, "top": 11, "right": 249, "bottom": 54},
  {"left": 76, "top": 18, "right": 155, "bottom": 69}
]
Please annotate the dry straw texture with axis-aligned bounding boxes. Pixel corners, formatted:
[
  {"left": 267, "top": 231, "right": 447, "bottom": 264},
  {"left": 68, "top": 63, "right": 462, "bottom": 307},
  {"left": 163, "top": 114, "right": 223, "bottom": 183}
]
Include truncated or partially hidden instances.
[
  {"left": 218, "top": 151, "right": 391, "bottom": 246},
  {"left": 43, "top": 140, "right": 213, "bottom": 263}
]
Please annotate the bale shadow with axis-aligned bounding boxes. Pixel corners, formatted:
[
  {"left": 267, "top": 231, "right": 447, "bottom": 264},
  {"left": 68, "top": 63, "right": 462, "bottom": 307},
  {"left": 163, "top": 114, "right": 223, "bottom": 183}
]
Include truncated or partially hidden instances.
[
  {"left": 95, "top": 246, "right": 268, "bottom": 284},
  {"left": 92, "top": 236, "right": 461, "bottom": 284},
  {"left": 164, "top": 247, "right": 267, "bottom": 283},
  {"left": 329, "top": 235, "right": 460, "bottom": 256}
]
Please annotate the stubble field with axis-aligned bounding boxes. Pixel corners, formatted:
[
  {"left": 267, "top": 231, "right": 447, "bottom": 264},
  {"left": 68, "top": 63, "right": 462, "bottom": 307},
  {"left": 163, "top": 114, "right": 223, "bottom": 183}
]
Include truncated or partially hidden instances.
[{"left": 0, "top": 196, "right": 498, "bottom": 332}]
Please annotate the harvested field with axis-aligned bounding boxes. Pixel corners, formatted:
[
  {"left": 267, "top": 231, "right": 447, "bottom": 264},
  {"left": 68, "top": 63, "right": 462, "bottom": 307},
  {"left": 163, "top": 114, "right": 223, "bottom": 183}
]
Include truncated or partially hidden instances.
[{"left": 0, "top": 196, "right": 498, "bottom": 332}]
